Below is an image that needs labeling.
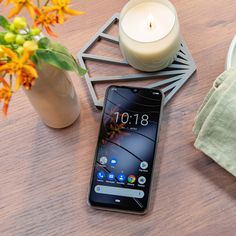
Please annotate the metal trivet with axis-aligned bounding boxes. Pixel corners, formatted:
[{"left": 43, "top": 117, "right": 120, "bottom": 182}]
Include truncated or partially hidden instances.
[{"left": 77, "top": 13, "right": 197, "bottom": 109}]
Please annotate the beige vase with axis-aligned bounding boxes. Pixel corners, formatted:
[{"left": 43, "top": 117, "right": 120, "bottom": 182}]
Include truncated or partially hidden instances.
[{"left": 24, "top": 63, "right": 80, "bottom": 129}]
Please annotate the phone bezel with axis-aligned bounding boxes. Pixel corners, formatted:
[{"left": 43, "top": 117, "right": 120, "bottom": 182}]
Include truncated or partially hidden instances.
[{"left": 87, "top": 85, "right": 165, "bottom": 215}]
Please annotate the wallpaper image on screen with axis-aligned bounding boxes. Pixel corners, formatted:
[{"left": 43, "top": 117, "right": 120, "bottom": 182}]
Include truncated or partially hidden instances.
[{"left": 89, "top": 86, "right": 163, "bottom": 213}]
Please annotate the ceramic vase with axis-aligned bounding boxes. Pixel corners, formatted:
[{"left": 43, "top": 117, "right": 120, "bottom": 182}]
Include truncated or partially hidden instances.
[{"left": 24, "top": 63, "right": 80, "bottom": 128}]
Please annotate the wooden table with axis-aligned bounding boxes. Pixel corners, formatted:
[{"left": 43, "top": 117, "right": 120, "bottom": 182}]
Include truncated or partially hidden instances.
[{"left": 1, "top": 0, "right": 236, "bottom": 235}]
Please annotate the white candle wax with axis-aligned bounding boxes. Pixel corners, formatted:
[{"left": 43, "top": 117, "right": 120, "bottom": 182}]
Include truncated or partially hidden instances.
[
  {"left": 122, "top": 2, "right": 175, "bottom": 43},
  {"left": 119, "top": 0, "right": 181, "bottom": 72}
]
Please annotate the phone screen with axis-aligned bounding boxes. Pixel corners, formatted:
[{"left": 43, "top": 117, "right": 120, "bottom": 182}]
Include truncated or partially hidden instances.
[{"left": 89, "top": 86, "right": 163, "bottom": 213}]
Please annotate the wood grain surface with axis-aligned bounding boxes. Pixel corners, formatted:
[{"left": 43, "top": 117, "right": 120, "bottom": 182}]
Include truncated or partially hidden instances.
[{"left": 1, "top": 0, "right": 236, "bottom": 235}]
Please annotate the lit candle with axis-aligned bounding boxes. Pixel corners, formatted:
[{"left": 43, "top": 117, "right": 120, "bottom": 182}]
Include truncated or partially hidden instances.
[{"left": 119, "top": 0, "right": 181, "bottom": 72}]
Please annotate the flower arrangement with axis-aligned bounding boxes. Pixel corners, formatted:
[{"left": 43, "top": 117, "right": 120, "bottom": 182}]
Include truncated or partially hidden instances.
[{"left": 0, "top": 0, "right": 86, "bottom": 115}]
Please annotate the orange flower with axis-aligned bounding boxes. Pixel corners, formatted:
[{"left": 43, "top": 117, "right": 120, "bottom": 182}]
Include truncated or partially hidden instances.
[
  {"left": 19, "top": 69, "right": 36, "bottom": 89},
  {"left": 0, "top": 60, "right": 6, "bottom": 67},
  {"left": 0, "top": 46, "right": 38, "bottom": 90},
  {"left": 0, "top": 77, "right": 12, "bottom": 116},
  {"left": 34, "top": 8, "right": 58, "bottom": 37},
  {"left": 44, "top": 0, "right": 84, "bottom": 24},
  {"left": 7, "top": 0, "right": 37, "bottom": 19}
]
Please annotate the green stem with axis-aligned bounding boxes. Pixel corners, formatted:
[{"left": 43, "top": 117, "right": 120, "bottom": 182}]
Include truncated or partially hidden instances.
[
  {"left": 2, "top": 72, "right": 7, "bottom": 78},
  {"left": 37, "top": 0, "right": 40, "bottom": 8},
  {"left": 9, "top": 74, "right": 12, "bottom": 87},
  {"left": 44, "top": 0, "right": 50, "bottom": 6}
]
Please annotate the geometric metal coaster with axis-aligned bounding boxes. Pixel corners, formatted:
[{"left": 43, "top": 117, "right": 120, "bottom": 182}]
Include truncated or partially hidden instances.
[{"left": 77, "top": 13, "right": 197, "bottom": 109}]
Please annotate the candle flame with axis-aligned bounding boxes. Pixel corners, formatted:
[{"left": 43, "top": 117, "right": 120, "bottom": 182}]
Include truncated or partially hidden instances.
[{"left": 148, "top": 13, "right": 154, "bottom": 29}]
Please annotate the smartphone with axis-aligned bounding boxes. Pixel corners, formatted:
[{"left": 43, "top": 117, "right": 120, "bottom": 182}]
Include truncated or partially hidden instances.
[{"left": 88, "top": 86, "right": 164, "bottom": 214}]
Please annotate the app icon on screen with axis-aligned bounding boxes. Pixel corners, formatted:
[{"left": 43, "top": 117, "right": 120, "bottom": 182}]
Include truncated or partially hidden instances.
[
  {"left": 97, "top": 171, "right": 105, "bottom": 180},
  {"left": 108, "top": 173, "right": 115, "bottom": 181},
  {"left": 140, "top": 161, "right": 148, "bottom": 170},
  {"left": 99, "top": 156, "right": 108, "bottom": 165},
  {"left": 138, "top": 176, "right": 146, "bottom": 184},
  {"left": 117, "top": 174, "right": 126, "bottom": 182},
  {"left": 110, "top": 158, "right": 118, "bottom": 166},
  {"left": 128, "top": 175, "right": 136, "bottom": 183}
]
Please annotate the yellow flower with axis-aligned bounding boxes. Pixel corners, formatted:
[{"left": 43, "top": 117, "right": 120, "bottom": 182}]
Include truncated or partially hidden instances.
[
  {"left": 0, "top": 77, "right": 12, "bottom": 116},
  {"left": 44, "top": 0, "right": 84, "bottom": 24},
  {"left": 0, "top": 46, "right": 38, "bottom": 91},
  {"left": 7, "top": 0, "right": 37, "bottom": 19}
]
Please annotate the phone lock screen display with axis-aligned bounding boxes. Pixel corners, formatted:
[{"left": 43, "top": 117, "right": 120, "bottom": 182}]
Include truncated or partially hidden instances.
[{"left": 88, "top": 86, "right": 163, "bottom": 214}]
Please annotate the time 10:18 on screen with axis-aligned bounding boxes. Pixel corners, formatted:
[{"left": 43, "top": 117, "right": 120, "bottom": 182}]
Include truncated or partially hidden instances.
[{"left": 113, "top": 112, "right": 149, "bottom": 126}]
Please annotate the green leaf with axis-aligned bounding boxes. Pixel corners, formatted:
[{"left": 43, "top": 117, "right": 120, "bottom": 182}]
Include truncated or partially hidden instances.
[
  {"left": 36, "top": 49, "right": 78, "bottom": 72},
  {"left": 50, "top": 41, "right": 70, "bottom": 55},
  {"left": 50, "top": 41, "right": 87, "bottom": 75},
  {"left": 36, "top": 38, "right": 87, "bottom": 76},
  {"left": 0, "top": 16, "right": 9, "bottom": 30},
  {"left": 30, "top": 54, "right": 40, "bottom": 68},
  {"left": 0, "top": 32, "right": 7, "bottom": 45},
  {"left": 38, "top": 37, "right": 50, "bottom": 49},
  {"left": 72, "top": 56, "right": 87, "bottom": 76}
]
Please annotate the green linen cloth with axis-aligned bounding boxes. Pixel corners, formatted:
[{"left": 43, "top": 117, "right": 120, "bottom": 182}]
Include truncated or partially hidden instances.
[
  {"left": 193, "top": 68, "right": 236, "bottom": 177},
  {"left": 193, "top": 69, "right": 236, "bottom": 135}
]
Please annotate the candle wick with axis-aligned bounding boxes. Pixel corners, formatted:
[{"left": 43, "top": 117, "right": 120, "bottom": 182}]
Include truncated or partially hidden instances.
[{"left": 149, "top": 22, "right": 152, "bottom": 29}]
